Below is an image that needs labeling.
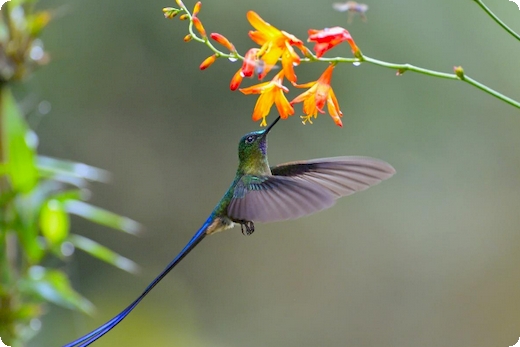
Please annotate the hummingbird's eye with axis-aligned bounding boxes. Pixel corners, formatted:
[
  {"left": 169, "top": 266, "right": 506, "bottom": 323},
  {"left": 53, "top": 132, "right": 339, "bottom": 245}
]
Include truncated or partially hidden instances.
[{"left": 245, "top": 135, "right": 256, "bottom": 144}]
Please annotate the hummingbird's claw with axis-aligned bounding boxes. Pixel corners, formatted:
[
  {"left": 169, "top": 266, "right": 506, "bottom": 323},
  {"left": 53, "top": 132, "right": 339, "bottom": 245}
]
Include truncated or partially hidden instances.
[{"left": 240, "top": 221, "right": 255, "bottom": 236}]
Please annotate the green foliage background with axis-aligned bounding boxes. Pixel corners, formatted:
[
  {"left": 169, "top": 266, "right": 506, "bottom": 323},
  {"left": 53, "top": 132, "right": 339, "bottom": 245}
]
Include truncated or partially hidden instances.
[{"left": 27, "top": 0, "right": 520, "bottom": 346}]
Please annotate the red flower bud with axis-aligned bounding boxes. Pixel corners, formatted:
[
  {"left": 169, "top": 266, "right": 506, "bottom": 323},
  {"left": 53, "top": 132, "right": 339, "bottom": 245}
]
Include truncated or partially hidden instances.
[
  {"left": 200, "top": 54, "right": 217, "bottom": 70},
  {"left": 210, "top": 33, "right": 236, "bottom": 52}
]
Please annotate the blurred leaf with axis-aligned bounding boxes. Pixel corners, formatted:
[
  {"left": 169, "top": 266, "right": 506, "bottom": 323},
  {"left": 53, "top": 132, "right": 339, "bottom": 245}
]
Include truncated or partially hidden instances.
[
  {"left": 50, "top": 189, "right": 85, "bottom": 202},
  {"left": 40, "top": 199, "right": 69, "bottom": 246},
  {"left": 20, "top": 266, "right": 94, "bottom": 315},
  {"left": 13, "top": 303, "right": 44, "bottom": 321},
  {"left": 69, "top": 234, "right": 139, "bottom": 274},
  {"left": 1, "top": 87, "right": 38, "bottom": 193},
  {"left": 13, "top": 195, "right": 44, "bottom": 263},
  {"left": 37, "top": 155, "right": 110, "bottom": 183},
  {"left": 27, "top": 11, "right": 51, "bottom": 37},
  {"left": 65, "top": 200, "right": 141, "bottom": 235}
]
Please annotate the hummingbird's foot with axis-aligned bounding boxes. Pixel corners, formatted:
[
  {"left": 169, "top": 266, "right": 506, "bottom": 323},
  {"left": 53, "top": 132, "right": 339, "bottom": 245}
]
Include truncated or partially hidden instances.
[{"left": 240, "top": 221, "right": 255, "bottom": 236}]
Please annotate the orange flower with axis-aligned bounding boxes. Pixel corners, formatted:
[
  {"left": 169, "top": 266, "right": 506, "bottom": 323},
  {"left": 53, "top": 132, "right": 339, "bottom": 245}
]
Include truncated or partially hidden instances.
[
  {"left": 239, "top": 71, "right": 294, "bottom": 126},
  {"left": 291, "top": 65, "right": 343, "bottom": 127},
  {"left": 247, "top": 11, "right": 305, "bottom": 83},
  {"left": 307, "top": 27, "right": 360, "bottom": 58}
]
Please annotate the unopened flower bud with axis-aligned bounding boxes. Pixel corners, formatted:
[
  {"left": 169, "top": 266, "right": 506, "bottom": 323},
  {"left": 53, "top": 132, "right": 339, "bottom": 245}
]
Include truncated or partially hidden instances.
[
  {"left": 193, "top": 1, "right": 202, "bottom": 16},
  {"left": 179, "top": 14, "right": 189, "bottom": 20},
  {"left": 454, "top": 66, "right": 465, "bottom": 79},
  {"left": 176, "top": 0, "right": 185, "bottom": 8},
  {"left": 192, "top": 16, "right": 206, "bottom": 38},
  {"left": 184, "top": 34, "right": 193, "bottom": 42},
  {"left": 162, "top": 7, "right": 180, "bottom": 19},
  {"left": 200, "top": 54, "right": 217, "bottom": 70},
  {"left": 230, "top": 69, "right": 243, "bottom": 91},
  {"left": 210, "top": 33, "right": 236, "bottom": 52}
]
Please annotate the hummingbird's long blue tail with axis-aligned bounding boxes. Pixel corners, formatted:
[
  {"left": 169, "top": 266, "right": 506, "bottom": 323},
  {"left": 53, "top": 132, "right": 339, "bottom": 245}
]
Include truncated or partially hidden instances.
[{"left": 62, "top": 217, "right": 212, "bottom": 347}]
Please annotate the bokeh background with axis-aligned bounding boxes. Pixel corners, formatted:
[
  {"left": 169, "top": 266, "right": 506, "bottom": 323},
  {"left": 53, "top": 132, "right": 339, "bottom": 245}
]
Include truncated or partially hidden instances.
[{"left": 27, "top": 0, "right": 520, "bottom": 346}]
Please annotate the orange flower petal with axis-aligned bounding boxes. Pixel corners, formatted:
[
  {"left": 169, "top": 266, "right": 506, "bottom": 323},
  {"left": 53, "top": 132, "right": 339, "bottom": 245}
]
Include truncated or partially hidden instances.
[
  {"left": 239, "top": 81, "right": 271, "bottom": 95},
  {"left": 247, "top": 11, "right": 282, "bottom": 38},
  {"left": 251, "top": 92, "right": 275, "bottom": 122},
  {"left": 308, "top": 27, "right": 357, "bottom": 57},
  {"left": 274, "top": 90, "right": 294, "bottom": 119},
  {"left": 327, "top": 97, "right": 343, "bottom": 127}
]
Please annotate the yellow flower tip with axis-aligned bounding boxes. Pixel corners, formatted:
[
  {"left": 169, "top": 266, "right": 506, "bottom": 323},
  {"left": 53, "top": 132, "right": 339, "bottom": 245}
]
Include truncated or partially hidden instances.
[
  {"left": 192, "top": 16, "right": 207, "bottom": 38},
  {"left": 193, "top": 1, "right": 202, "bottom": 16},
  {"left": 200, "top": 54, "right": 217, "bottom": 70},
  {"left": 210, "top": 33, "right": 236, "bottom": 52},
  {"left": 162, "top": 7, "right": 180, "bottom": 19},
  {"left": 176, "top": 0, "right": 186, "bottom": 8},
  {"left": 179, "top": 14, "right": 189, "bottom": 20},
  {"left": 259, "top": 118, "right": 267, "bottom": 127},
  {"left": 183, "top": 34, "right": 193, "bottom": 42}
]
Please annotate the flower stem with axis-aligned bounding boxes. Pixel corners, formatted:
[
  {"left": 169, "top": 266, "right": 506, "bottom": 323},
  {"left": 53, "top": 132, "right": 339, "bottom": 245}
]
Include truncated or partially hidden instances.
[
  {"left": 473, "top": 0, "right": 520, "bottom": 42},
  {"left": 361, "top": 55, "right": 520, "bottom": 109},
  {"left": 306, "top": 54, "right": 520, "bottom": 110}
]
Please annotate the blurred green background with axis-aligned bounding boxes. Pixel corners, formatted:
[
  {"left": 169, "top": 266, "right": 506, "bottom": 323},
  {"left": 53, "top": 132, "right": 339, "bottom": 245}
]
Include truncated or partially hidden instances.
[{"left": 27, "top": 0, "right": 520, "bottom": 346}]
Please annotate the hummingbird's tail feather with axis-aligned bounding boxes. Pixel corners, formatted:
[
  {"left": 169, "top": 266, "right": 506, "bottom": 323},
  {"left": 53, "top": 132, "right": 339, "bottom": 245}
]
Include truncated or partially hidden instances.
[{"left": 62, "top": 218, "right": 211, "bottom": 347}]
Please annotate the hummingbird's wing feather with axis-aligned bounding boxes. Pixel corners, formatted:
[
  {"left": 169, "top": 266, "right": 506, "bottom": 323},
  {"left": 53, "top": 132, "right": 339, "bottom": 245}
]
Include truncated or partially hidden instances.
[
  {"left": 270, "top": 156, "right": 395, "bottom": 198},
  {"left": 227, "top": 175, "right": 336, "bottom": 223}
]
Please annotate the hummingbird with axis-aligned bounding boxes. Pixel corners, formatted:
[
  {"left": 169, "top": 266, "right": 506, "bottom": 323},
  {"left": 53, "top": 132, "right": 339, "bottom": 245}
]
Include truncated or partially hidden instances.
[{"left": 63, "top": 116, "right": 395, "bottom": 347}]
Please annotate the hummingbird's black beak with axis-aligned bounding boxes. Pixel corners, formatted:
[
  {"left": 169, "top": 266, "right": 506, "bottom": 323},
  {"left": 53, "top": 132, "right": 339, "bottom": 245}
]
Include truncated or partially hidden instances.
[{"left": 263, "top": 116, "right": 281, "bottom": 136}]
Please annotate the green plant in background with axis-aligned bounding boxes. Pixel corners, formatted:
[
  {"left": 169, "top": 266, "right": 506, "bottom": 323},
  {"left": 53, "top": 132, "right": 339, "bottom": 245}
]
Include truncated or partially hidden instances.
[{"left": 0, "top": 2, "right": 139, "bottom": 346}]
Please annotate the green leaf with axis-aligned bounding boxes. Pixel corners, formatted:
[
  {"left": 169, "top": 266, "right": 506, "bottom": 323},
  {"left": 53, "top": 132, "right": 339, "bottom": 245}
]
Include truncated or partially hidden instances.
[
  {"left": 20, "top": 266, "right": 94, "bottom": 315},
  {"left": 37, "top": 155, "right": 110, "bottom": 183},
  {"left": 13, "top": 193, "right": 44, "bottom": 263},
  {"left": 40, "top": 199, "right": 69, "bottom": 246},
  {"left": 1, "top": 87, "right": 38, "bottom": 193},
  {"left": 69, "top": 234, "right": 139, "bottom": 274},
  {"left": 65, "top": 200, "right": 141, "bottom": 235}
]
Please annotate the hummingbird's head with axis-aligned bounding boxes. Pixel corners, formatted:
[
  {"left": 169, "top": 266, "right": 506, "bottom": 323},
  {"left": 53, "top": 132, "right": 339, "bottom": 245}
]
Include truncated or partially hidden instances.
[
  {"left": 237, "top": 129, "right": 268, "bottom": 163},
  {"left": 237, "top": 117, "right": 280, "bottom": 173}
]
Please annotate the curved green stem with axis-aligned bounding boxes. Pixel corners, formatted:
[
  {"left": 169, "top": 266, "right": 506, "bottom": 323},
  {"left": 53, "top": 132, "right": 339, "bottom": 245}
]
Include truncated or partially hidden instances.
[
  {"left": 473, "top": 0, "right": 520, "bottom": 42},
  {"left": 302, "top": 53, "right": 520, "bottom": 109},
  {"left": 361, "top": 56, "right": 520, "bottom": 109}
]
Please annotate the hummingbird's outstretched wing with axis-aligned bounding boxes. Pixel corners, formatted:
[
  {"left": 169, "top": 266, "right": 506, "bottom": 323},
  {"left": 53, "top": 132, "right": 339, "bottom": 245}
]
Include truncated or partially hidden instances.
[
  {"left": 271, "top": 156, "right": 395, "bottom": 198},
  {"left": 227, "top": 157, "right": 395, "bottom": 223}
]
